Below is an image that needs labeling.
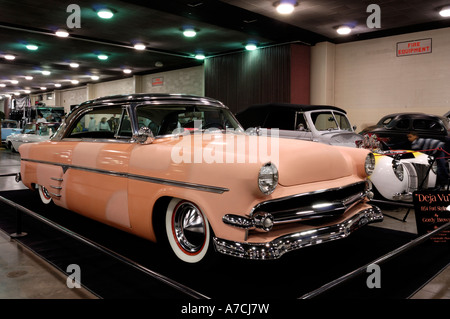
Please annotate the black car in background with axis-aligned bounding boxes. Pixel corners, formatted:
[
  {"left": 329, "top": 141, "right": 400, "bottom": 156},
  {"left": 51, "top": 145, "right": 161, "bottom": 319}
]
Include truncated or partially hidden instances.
[{"left": 360, "top": 113, "right": 450, "bottom": 149}]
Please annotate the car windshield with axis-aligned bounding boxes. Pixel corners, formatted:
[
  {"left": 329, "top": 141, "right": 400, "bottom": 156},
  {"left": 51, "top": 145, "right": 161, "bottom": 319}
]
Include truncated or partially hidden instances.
[
  {"left": 378, "top": 116, "right": 393, "bottom": 126},
  {"left": 310, "top": 111, "right": 352, "bottom": 131},
  {"left": 2, "top": 121, "right": 18, "bottom": 128},
  {"left": 136, "top": 104, "right": 242, "bottom": 136},
  {"left": 21, "top": 123, "right": 56, "bottom": 136}
]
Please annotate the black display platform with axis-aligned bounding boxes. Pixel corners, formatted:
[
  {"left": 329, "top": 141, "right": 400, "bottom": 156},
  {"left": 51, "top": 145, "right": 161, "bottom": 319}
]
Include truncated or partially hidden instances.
[{"left": 0, "top": 189, "right": 449, "bottom": 300}]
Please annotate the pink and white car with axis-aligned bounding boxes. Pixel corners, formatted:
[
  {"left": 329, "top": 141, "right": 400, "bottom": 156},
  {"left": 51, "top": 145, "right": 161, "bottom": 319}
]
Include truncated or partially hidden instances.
[{"left": 17, "top": 94, "right": 382, "bottom": 263}]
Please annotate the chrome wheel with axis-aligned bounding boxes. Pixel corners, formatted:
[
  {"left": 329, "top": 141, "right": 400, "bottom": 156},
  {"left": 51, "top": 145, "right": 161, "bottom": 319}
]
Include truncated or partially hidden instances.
[{"left": 165, "top": 198, "right": 210, "bottom": 263}]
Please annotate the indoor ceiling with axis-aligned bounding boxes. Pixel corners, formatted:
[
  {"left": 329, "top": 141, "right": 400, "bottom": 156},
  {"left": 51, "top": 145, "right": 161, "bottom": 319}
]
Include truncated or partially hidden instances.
[{"left": 1, "top": 0, "right": 450, "bottom": 99}]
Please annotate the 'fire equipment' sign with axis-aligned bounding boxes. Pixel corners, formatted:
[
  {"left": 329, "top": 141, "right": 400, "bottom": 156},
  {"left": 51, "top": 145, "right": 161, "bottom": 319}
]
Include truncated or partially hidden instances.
[{"left": 397, "top": 38, "right": 432, "bottom": 57}]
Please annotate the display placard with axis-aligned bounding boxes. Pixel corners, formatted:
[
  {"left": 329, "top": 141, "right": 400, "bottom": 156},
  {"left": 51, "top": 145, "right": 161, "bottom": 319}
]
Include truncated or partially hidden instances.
[
  {"left": 397, "top": 38, "right": 432, "bottom": 57},
  {"left": 413, "top": 191, "right": 450, "bottom": 243}
]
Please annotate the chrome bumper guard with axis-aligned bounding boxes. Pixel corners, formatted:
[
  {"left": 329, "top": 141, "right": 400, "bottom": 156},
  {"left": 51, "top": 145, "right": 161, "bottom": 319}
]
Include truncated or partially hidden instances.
[
  {"left": 213, "top": 205, "right": 383, "bottom": 260},
  {"left": 392, "top": 192, "right": 413, "bottom": 201}
]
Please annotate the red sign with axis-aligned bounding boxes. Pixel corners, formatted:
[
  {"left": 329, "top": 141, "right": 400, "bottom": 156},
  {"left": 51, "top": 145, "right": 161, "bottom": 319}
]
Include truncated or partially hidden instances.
[
  {"left": 397, "top": 38, "right": 432, "bottom": 57},
  {"left": 152, "top": 77, "right": 164, "bottom": 86}
]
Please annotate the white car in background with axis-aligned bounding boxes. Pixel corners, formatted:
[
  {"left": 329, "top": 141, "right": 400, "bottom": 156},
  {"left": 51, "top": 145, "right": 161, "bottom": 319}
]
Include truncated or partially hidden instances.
[{"left": 6, "top": 122, "right": 58, "bottom": 152}]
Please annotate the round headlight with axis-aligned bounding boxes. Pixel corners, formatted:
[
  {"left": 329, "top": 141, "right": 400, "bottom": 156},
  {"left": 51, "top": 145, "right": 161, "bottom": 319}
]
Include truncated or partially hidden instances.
[
  {"left": 392, "top": 161, "right": 404, "bottom": 181},
  {"left": 365, "top": 153, "right": 375, "bottom": 176},
  {"left": 258, "top": 162, "right": 278, "bottom": 195}
]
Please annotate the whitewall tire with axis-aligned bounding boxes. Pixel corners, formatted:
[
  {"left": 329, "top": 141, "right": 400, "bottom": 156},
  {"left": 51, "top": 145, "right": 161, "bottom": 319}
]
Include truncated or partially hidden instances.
[
  {"left": 165, "top": 198, "right": 211, "bottom": 263},
  {"left": 38, "top": 185, "right": 53, "bottom": 205}
]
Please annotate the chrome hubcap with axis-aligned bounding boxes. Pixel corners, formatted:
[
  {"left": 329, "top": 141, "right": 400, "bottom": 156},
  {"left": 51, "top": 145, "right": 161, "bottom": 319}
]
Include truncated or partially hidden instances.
[{"left": 172, "top": 202, "right": 206, "bottom": 254}]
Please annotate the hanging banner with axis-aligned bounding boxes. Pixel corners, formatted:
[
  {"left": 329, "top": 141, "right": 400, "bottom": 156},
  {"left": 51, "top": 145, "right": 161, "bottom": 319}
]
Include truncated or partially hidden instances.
[
  {"left": 397, "top": 38, "right": 432, "bottom": 57},
  {"left": 413, "top": 191, "right": 450, "bottom": 243}
]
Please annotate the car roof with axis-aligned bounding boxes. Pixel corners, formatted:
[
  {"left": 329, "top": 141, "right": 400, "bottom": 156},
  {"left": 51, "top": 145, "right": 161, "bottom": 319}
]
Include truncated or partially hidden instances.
[
  {"left": 237, "top": 103, "right": 347, "bottom": 115},
  {"left": 77, "top": 93, "right": 227, "bottom": 109},
  {"left": 378, "top": 112, "right": 448, "bottom": 122}
]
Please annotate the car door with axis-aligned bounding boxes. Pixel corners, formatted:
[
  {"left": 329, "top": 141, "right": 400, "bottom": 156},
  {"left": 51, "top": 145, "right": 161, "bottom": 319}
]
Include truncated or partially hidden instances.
[
  {"left": 386, "top": 118, "right": 411, "bottom": 148},
  {"left": 60, "top": 105, "right": 135, "bottom": 229}
]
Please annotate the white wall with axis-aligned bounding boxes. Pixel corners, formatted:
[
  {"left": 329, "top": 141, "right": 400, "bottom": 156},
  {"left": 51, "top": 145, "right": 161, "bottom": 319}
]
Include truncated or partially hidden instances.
[
  {"left": 311, "top": 27, "right": 450, "bottom": 131},
  {"left": 310, "top": 42, "right": 335, "bottom": 106},
  {"left": 141, "top": 66, "right": 204, "bottom": 96},
  {"left": 92, "top": 77, "right": 135, "bottom": 98}
]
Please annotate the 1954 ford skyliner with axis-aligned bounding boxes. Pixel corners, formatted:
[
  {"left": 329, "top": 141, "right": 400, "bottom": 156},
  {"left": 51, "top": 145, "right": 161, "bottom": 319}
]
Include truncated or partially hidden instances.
[{"left": 18, "top": 94, "right": 382, "bottom": 263}]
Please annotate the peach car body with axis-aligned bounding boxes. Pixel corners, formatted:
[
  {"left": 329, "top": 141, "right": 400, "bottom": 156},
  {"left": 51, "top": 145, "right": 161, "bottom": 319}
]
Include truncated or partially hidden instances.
[{"left": 18, "top": 94, "right": 382, "bottom": 262}]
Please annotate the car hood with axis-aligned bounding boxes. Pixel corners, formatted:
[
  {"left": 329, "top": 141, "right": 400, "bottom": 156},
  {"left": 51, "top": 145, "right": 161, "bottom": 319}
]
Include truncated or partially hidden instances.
[
  {"left": 314, "top": 131, "right": 363, "bottom": 147},
  {"left": 275, "top": 136, "right": 362, "bottom": 186},
  {"left": 360, "top": 124, "right": 383, "bottom": 134},
  {"left": 167, "top": 132, "right": 366, "bottom": 187}
]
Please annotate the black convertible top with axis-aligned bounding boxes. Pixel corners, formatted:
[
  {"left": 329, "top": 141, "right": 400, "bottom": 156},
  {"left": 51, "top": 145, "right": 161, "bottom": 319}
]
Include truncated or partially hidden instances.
[{"left": 236, "top": 103, "right": 347, "bottom": 129}]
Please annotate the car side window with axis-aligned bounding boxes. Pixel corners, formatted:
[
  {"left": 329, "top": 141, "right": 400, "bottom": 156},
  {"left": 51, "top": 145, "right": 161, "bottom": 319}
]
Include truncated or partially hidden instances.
[
  {"left": 394, "top": 119, "right": 410, "bottom": 130},
  {"left": 295, "top": 112, "right": 309, "bottom": 131},
  {"left": 413, "top": 119, "right": 444, "bottom": 132},
  {"left": 66, "top": 106, "right": 124, "bottom": 139}
]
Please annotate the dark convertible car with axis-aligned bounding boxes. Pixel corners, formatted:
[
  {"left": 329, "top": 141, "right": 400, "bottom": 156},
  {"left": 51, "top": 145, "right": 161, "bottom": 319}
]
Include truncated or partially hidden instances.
[{"left": 360, "top": 112, "right": 450, "bottom": 149}]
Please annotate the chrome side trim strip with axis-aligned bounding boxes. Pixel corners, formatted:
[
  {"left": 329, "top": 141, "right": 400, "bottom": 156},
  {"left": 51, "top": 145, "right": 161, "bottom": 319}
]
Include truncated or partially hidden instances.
[
  {"left": 48, "top": 191, "right": 62, "bottom": 198},
  {"left": 21, "top": 158, "right": 229, "bottom": 194},
  {"left": 214, "top": 205, "right": 383, "bottom": 260}
]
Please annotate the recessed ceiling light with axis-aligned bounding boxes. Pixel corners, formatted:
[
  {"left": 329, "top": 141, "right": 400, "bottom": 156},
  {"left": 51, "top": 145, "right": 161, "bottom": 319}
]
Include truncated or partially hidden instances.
[
  {"left": 195, "top": 53, "right": 206, "bottom": 60},
  {"left": 183, "top": 28, "right": 197, "bottom": 37},
  {"left": 54, "top": 83, "right": 61, "bottom": 88},
  {"left": 337, "top": 25, "right": 352, "bottom": 35},
  {"left": 245, "top": 43, "right": 258, "bottom": 51},
  {"left": 69, "top": 62, "right": 79, "bottom": 68},
  {"left": 10, "top": 80, "right": 18, "bottom": 84},
  {"left": 13, "top": 92, "right": 20, "bottom": 96},
  {"left": 41, "top": 70, "right": 51, "bottom": 75},
  {"left": 91, "top": 75, "right": 100, "bottom": 80},
  {"left": 97, "top": 54, "right": 109, "bottom": 60},
  {"left": 26, "top": 44, "right": 39, "bottom": 51},
  {"left": 123, "top": 69, "right": 132, "bottom": 74},
  {"left": 24, "top": 90, "right": 31, "bottom": 94},
  {"left": 55, "top": 29, "right": 69, "bottom": 37},
  {"left": 274, "top": 1, "right": 298, "bottom": 14},
  {"left": 0, "top": 84, "right": 6, "bottom": 87},
  {"left": 4, "top": 54, "right": 15, "bottom": 60},
  {"left": 25, "top": 76, "right": 33, "bottom": 80},
  {"left": 40, "top": 87, "right": 47, "bottom": 90},
  {"left": 440, "top": 6, "right": 450, "bottom": 17},
  {"left": 134, "top": 43, "right": 146, "bottom": 50},
  {"left": 71, "top": 80, "right": 79, "bottom": 84},
  {"left": 97, "top": 8, "right": 114, "bottom": 19}
]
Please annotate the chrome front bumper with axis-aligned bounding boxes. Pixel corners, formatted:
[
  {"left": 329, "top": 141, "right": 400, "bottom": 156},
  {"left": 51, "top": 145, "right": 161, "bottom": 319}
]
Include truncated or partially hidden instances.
[{"left": 213, "top": 205, "right": 383, "bottom": 260}]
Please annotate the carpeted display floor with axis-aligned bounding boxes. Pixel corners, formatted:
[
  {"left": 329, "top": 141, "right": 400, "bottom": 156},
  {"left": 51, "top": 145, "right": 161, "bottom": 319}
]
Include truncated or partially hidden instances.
[{"left": 0, "top": 189, "right": 449, "bottom": 300}]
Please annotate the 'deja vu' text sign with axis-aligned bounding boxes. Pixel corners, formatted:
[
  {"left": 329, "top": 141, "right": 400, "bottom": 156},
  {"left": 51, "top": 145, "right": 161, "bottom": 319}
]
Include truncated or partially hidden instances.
[
  {"left": 413, "top": 191, "right": 450, "bottom": 243},
  {"left": 397, "top": 38, "right": 432, "bottom": 57}
]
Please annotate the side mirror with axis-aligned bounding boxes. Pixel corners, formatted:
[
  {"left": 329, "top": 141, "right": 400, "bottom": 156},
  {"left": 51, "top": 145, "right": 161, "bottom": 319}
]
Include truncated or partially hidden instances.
[{"left": 132, "top": 126, "right": 154, "bottom": 144}]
